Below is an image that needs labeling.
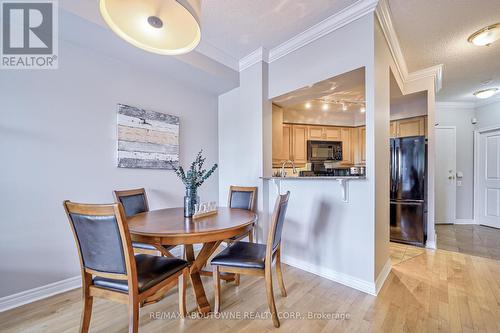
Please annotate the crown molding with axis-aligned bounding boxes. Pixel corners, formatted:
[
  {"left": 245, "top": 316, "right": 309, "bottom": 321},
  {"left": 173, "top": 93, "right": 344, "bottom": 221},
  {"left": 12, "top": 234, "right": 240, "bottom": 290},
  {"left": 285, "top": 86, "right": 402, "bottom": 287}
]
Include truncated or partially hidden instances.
[
  {"left": 239, "top": 47, "right": 269, "bottom": 71},
  {"left": 196, "top": 41, "right": 239, "bottom": 71},
  {"left": 375, "top": 0, "right": 443, "bottom": 93},
  {"left": 268, "top": 0, "right": 378, "bottom": 63},
  {"left": 238, "top": 0, "right": 378, "bottom": 71}
]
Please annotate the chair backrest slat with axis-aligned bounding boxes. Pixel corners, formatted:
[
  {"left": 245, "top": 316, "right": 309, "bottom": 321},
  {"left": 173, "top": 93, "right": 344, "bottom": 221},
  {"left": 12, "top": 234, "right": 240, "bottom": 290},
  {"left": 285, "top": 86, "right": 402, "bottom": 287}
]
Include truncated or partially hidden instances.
[
  {"left": 114, "top": 188, "right": 149, "bottom": 217},
  {"left": 228, "top": 186, "right": 257, "bottom": 212}
]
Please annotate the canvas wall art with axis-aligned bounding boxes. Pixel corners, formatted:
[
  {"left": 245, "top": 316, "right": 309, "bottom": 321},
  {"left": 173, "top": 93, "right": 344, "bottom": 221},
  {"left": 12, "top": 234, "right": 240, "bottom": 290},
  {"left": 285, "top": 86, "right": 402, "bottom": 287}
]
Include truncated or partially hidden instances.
[{"left": 117, "top": 104, "right": 179, "bottom": 169}]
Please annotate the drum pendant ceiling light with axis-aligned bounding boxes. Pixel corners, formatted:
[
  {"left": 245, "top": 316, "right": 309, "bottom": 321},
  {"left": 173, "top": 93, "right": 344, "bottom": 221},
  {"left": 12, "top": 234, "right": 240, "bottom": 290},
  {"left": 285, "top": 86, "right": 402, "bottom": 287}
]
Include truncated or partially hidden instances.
[{"left": 99, "top": 0, "right": 201, "bottom": 55}]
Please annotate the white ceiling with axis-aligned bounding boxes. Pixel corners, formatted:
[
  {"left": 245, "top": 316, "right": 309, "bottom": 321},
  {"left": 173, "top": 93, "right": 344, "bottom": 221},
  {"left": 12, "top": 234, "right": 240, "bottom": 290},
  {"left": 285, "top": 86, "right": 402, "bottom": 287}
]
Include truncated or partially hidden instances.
[
  {"left": 61, "top": 1, "right": 359, "bottom": 70},
  {"left": 273, "top": 67, "right": 365, "bottom": 113},
  {"left": 202, "top": 0, "right": 358, "bottom": 60},
  {"left": 388, "top": 0, "right": 500, "bottom": 103}
]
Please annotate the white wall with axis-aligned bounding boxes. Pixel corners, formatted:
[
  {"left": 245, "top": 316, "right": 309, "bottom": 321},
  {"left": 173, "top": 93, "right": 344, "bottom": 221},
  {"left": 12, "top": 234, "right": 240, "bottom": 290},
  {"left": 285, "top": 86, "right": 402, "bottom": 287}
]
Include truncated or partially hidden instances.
[
  {"left": 0, "top": 41, "right": 219, "bottom": 297},
  {"left": 475, "top": 100, "right": 500, "bottom": 127},
  {"left": 266, "top": 14, "right": 379, "bottom": 290},
  {"left": 435, "top": 104, "right": 475, "bottom": 220}
]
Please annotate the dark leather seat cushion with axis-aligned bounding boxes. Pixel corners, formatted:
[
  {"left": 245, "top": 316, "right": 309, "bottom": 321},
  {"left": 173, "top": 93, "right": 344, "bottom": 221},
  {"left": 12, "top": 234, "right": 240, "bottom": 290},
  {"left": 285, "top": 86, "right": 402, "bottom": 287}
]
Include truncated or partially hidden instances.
[
  {"left": 211, "top": 241, "right": 267, "bottom": 269},
  {"left": 132, "top": 242, "right": 175, "bottom": 251},
  {"left": 93, "top": 254, "right": 187, "bottom": 293}
]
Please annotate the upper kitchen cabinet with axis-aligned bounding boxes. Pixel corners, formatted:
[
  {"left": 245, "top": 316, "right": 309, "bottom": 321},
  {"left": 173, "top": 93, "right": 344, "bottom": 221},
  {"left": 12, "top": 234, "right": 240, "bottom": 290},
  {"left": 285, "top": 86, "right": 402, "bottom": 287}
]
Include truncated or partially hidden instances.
[
  {"left": 308, "top": 126, "right": 325, "bottom": 140},
  {"left": 340, "top": 128, "right": 353, "bottom": 164},
  {"left": 292, "top": 125, "right": 308, "bottom": 165},
  {"left": 391, "top": 116, "right": 427, "bottom": 138}
]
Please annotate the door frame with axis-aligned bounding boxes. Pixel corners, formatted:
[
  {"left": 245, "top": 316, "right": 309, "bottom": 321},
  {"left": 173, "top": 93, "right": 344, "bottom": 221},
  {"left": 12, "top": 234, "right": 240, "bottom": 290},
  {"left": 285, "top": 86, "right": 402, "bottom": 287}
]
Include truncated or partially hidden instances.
[
  {"left": 473, "top": 124, "right": 500, "bottom": 226},
  {"left": 435, "top": 125, "right": 457, "bottom": 224}
]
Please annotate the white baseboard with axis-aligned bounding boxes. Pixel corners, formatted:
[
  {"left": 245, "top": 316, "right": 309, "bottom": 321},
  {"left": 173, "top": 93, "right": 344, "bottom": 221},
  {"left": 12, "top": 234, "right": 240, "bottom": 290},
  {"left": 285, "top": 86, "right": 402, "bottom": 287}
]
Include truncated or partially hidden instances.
[
  {"left": 0, "top": 276, "right": 81, "bottom": 313},
  {"left": 454, "top": 219, "right": 477, "bottom": 225},
  {"left": 375, "top": 259, "right": 392, "bottom": 294},
  {"left": 281, "top": 255, "right": 378, "bottom": 296},
  {"left": 0, "top": 244, "right": 211, "bottom": 313}
]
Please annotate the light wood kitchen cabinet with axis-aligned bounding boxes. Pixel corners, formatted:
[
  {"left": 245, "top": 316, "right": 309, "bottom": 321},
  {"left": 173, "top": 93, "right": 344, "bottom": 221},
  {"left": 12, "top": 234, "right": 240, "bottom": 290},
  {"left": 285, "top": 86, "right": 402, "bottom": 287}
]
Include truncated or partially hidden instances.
[
  {"left": 340, "top": 128, "right": 353, "bottom": 164},
  {"left": 390, "top": 121, "right": 397, "bottom": 138},
  {"left": 358, "top": 126, "right": 366, "bottom": 163},
  {"left": 391, "top": 116, "right": 427, "bottom": 138},
  {"left": 325, "top": 127, "right": 341, "bottom": 140},
  {"left": 308, "top": 126, "right": 324, "bottom": 140},
  {"left": 307, "top": 125, "right": 342, "bottom": 141},
  {"left": 292, "top": 125, "right": 308, "bottom": 165}
]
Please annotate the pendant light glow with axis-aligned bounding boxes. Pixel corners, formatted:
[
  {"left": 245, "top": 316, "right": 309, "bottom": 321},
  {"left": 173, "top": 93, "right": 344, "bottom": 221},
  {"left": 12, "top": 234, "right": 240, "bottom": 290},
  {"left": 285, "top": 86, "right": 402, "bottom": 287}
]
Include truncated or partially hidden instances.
[
  {"left": 322, "top": 103, "right": 329, "bottom": 111},
  {"left": 360, "top": 106, "right": 366, "bottom": 113},
  {"left": 473, "top": 88, "right": 499, "bottom": 99},
  {"left": 99, "top": 0, "right": 201, "bottom": 55},
  {"left": 468, "top": 23, "right": 500, "bottom": 46},
  {"left": 305, "top": 102, "right": 312, "bottom": 109}
]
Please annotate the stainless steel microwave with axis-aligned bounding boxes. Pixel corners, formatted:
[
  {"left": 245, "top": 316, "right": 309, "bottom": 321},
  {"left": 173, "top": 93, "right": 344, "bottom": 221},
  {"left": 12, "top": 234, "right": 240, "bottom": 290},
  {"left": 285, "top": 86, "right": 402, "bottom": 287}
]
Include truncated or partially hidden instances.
[{"left": 307, "top": 140, "right": 343, "bottom": 162}]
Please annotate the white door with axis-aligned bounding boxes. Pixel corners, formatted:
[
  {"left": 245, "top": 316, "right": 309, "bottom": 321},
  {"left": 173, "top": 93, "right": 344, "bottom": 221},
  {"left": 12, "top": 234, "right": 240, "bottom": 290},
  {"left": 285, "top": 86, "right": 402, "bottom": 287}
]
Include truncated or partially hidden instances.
[
  {"left": 476, "top": 128, "right": 500, "bottom": 228},
  {"left": 435, "top": 127, "right": 456, "bottom": 224}
]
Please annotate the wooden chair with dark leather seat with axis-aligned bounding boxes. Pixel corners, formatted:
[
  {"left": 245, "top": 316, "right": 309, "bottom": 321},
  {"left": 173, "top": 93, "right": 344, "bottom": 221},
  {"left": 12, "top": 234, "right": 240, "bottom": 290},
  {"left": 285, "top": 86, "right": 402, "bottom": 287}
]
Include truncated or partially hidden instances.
[
  {"left": 211, "top": 191, "right": 290, "bottom": 328},
  {"left": 64, "top": 201, "right": 188, "bottom": 333},
  {"left": 114, "top": 188, "right": 177, "bottom": 258},
  {"left": 220, "top": 186, "right": 257, "bottom": 285}
]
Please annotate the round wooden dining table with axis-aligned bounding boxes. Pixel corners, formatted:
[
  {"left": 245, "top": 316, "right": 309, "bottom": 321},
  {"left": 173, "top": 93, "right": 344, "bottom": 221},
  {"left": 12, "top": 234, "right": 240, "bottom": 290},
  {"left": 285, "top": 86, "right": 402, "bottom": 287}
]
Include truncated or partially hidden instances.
[{"left": 127, "top": 207, "right": 257, "bottom": 314}]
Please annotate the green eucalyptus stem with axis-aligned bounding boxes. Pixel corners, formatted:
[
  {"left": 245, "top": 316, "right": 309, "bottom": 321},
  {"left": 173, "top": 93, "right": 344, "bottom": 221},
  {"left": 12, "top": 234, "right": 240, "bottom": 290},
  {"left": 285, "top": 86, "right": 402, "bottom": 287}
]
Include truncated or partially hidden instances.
[{"left": 169, "top": 150, "right": 218, "bottom": 190}]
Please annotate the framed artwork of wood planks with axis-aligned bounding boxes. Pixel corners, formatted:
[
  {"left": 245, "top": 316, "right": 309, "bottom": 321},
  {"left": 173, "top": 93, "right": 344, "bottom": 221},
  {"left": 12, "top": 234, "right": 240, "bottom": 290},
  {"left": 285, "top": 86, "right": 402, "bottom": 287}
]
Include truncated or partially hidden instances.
[{"left": 117, "top": 104, "right": 179, "bottom": 169}]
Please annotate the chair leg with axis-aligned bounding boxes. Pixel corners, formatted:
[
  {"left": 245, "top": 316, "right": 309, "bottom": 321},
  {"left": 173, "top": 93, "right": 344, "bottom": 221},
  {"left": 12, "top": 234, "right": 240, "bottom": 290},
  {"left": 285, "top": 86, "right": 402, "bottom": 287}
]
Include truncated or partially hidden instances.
[
  {"left": 128, "top": 298, "right": 139, "bottom": 333},
  {"left": 275, "top": 247, "right": 287, "bottom": 297},
  {"left": 213, "top": 265, "right": 221, "bottom": 313},
  {"left": 234, "top": 273, "right": 240, "bottom": 286},
  {"left": 80, "top": 273, "right": 93, "bottom": 333},
  {"left": 179, "top": 268, "right": 188, "bottom": 318},
  {"left": 248, "top": 229, "right": 254, "bottom": 243},
  {"left": 265, "top": 267, "right": 280, "bottom": 328},
  {"left": 80, "top": 289, "right": 93, "bottom": 333}
]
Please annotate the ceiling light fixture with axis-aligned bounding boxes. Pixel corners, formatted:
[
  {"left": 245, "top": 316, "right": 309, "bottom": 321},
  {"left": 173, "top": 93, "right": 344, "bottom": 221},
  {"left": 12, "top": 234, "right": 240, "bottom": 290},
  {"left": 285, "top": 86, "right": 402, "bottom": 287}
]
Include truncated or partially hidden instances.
[
  {"left": 322, "top": 103, "right": 329, "bottom": 111},
  {"left": 305, "top": 102, "right": 312, "bottom": 109},
  {"left": 342, "top": 103, "right": 348, "bottom": 112},
  {"left": 473, "top": 88, "right": 499, "bottom": 99},
  {"left": 360, "top": 106, "right": 366, "bottom": 113},
  {"left": 468, "top": 23, "right": 500, "bottom": 46},
  {"left": 99, "top": 0, "right": 201, "bottom": 55}
]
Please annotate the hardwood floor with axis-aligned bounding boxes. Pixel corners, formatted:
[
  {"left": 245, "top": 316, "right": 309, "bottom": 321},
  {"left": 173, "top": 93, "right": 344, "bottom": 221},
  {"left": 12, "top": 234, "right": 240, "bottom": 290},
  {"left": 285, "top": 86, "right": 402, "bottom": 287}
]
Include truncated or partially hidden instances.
[
  {"left": 1, "top": 245, "right": 499, "bottom": 332},
  {"left": 436, "top": 224, "right": 500, "bottom": 260}
]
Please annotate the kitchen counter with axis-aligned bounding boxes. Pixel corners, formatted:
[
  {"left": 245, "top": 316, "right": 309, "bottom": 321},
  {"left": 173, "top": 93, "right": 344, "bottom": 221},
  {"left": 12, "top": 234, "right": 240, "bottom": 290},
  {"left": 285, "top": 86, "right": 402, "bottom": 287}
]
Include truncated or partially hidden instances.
[
  {"left": 261, "top": 175, "right": 366, "bottom": 202},
  {"left": 261, "top": 176, "right": 366, "bottom": 180}
]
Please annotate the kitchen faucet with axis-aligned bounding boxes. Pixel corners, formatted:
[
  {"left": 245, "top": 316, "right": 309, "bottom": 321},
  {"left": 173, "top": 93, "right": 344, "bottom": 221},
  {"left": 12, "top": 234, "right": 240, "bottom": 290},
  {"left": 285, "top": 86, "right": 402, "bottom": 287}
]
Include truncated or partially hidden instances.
[{"left": 280, "top": 160, "right": 297, "bottom": 178}]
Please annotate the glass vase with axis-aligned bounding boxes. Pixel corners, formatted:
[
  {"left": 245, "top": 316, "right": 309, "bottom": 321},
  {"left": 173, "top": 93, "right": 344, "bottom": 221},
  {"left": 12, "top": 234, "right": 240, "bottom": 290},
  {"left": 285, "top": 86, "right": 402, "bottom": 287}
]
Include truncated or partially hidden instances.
[{"left": 184, "top": 187, "right": 199, "bottom": 217}]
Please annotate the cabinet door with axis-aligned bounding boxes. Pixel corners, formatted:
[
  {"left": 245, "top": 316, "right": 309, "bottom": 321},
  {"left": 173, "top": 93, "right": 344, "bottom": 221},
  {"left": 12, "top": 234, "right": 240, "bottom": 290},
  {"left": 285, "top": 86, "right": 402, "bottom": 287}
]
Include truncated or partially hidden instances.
[
  {"left": 325, "top": 127, "right": 341, "bottom": 141},
  {"left": 272, "top": 105, "right": 284, "bottom": 165},
  {"left": 308, "top": 126, "right": 324, "bottom": 140},
  {"left": 398, "top": 117, "right": 425, "bottom": 137},
  {"left": 282, "top": 124, "right": 291, "bottom": 162},
  {"left": 340, "top": 128, "right": 353, "bottom": 164},
  {"left": 292, "top": 125, "right": 308, "bottom": 165},
  {"left": 390, "top": 121, "right": 397, "bottom": 138},
  {"left": 359, "top": 126, "right": 366, "bottom": 163}
]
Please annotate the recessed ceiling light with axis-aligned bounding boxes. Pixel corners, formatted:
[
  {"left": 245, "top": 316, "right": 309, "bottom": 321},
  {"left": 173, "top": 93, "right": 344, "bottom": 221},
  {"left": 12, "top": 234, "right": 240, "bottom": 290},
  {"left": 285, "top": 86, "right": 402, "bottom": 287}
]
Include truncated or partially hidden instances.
[
  {"left": 305, "top": 102, "right": 312, "bottom": 109},
  {"left": 100, "top": 0, "right": 201, "bottom": 55},
  {"left": 473, "top": 88, "right": 499, "bottom": 99},
  {"left": 468, "top": 23, "right": 500, "bottom": 46},
  {"left": 360, "top": 106, "right": 366, "bottom": 113},
  {"left": 322, "top": 103, "right": 329, "bottom": 111}
]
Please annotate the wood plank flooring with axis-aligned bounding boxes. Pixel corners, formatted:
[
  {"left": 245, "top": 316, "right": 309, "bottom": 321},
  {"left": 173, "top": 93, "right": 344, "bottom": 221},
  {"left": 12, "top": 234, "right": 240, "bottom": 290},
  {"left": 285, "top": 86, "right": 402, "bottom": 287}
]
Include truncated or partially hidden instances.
[
  {"left": 1, "top": 244, "right": 499, "bottom": 333},
  {"left": 436, "top": 224, "right": 500, "bottom": 260}
]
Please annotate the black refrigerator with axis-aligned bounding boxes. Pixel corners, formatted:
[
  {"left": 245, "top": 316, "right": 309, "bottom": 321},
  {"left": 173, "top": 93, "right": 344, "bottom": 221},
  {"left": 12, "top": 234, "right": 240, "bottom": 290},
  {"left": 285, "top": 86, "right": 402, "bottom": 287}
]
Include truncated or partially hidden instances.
[{"left": 390, "top": 136, "right": 427, "bottom": 247}]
